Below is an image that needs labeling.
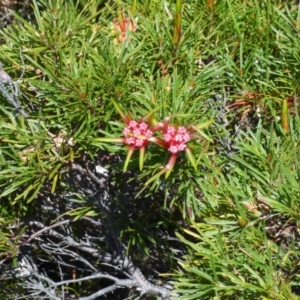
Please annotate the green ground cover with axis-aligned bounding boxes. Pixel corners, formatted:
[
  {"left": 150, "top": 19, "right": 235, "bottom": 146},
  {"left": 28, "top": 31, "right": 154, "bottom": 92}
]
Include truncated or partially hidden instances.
[{"left": 0, "top": 0, "right": 299, "bottom": 299}]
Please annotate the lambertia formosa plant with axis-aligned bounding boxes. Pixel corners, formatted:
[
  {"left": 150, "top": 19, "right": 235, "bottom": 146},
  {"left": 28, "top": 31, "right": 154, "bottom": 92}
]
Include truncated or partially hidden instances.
[
  {"left": 95, "top": 99, "right": 214, "bottom": 183},
  {"left": 0, "top": 0, "right": 299, "bottom": 299}
]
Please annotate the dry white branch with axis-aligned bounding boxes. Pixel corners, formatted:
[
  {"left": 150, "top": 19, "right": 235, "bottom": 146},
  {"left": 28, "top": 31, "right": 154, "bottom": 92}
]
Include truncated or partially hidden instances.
[{"left": 24, "top": 219, "right": 173, "bottom": 299}]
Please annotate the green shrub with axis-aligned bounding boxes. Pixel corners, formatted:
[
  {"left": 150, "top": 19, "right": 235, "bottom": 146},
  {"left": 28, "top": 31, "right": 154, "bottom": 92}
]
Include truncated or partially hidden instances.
[{"left": 0, "top": 0, "right": 299, "bottom": 299}]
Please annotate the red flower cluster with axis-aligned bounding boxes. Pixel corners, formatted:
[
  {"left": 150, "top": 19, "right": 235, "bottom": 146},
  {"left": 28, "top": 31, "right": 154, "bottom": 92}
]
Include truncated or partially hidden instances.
[{"left": 97, "top": 100, "right": 213, "bottom": 183}]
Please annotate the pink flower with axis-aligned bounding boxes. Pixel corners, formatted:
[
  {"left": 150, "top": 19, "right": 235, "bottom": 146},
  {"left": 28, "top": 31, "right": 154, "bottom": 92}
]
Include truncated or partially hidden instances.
[
  {"left": 147, "top": 115, "right": 215, "bottom": 184},
  {"left": 117, "top": 118, "right": 153, "bottom": 172},
  {"left": 95, "top": 100, "right": 155, "bottom": 172},
  {"left": 163, "top": 125, "right": 190, "bottom": 153},
  {"left": 123, "top": 120, "right": 153, "bottom": 148},
  {"left": 145, "top": 120, "right": 198, "bottom": 183}
]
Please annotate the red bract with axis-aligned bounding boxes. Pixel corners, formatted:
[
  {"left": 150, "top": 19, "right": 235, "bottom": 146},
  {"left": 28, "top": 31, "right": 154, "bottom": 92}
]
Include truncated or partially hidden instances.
[{"left": 114, "top": 14, "right": 136, "bottom": 44}]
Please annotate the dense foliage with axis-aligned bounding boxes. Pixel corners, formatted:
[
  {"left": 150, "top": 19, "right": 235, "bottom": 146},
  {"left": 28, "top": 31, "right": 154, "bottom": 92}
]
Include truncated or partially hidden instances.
[{"left": 0, "top": 0, "right": 299, "bottom": 299}]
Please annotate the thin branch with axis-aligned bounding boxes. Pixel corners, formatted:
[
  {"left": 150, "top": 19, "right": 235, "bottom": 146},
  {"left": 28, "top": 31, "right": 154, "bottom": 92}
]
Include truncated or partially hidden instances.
[
  {"left": 79, "top": 284, "right": 118, "bottom": 300},
  {"left": 26, "top": 219, "right": 71, "bottom": 243},
  {"left": 37, "top": 273, "right": 135, "bottom": 288},
  {"left": 27, "top": 220, "right": 113, "bottom": 263},
  {"left": 40, "top": 242, "right": 99, "bottom": 273}
]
